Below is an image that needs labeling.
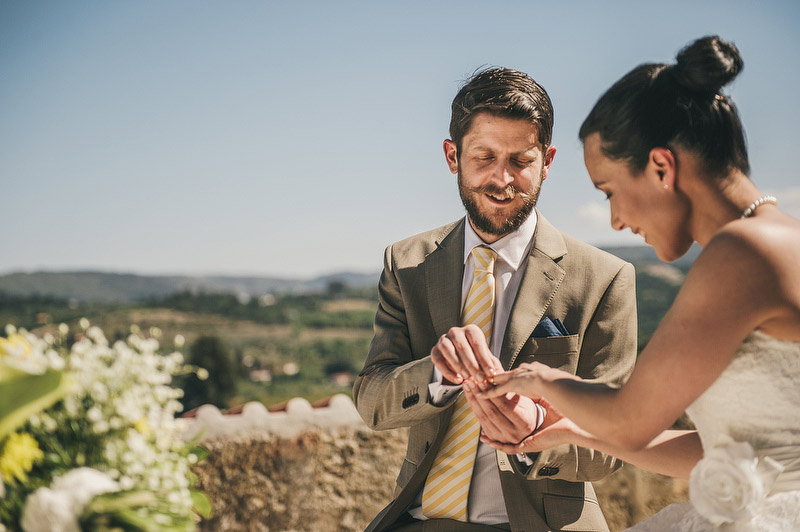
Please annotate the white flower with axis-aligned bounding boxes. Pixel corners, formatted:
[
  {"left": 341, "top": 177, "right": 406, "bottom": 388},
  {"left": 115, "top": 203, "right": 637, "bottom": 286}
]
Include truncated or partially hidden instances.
[
  {"left": 22, "top": 468, "right": 119, "bottom": 532},
  {"left": 20, "top": 469, "right": 118, "bottom": 531},
  {"left": 85, "top": 326, "right": 107, "bottom": 345},
  {"left": 50, "top": 467, "right": 119, "bottom": 517},
  {"left": 20, "top": 487, "right": 76, "bottom": 532},
  {"left": 78, "top": 318, "right": 90, "bottom": 331},
  {"left": 7, "top": 321, "right": 199, "bottom": 527},
  {"left": 690, "top": 438, "right": 784, "bottom": 526},
  {"left": 86, "top": 406, "right": 103, "bottom": 423}
]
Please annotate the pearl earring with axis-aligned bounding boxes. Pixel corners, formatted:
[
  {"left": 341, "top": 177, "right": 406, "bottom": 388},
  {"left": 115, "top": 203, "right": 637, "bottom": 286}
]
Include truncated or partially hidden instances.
[{"left": 664, "top": 184, "right": 669, "bottom": 190}]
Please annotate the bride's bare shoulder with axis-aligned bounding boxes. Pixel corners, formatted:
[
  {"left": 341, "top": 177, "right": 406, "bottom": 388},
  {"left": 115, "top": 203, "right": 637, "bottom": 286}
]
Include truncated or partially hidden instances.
[
  {"left": 707, "top": 210, "right": 800, "bottom": 264},
  {"left": 706, "top": 211, "right": 800, "bottom": 338}
]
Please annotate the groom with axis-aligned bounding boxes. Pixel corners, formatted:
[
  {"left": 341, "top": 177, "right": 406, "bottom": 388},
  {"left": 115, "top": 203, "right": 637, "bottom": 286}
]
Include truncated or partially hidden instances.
[{"left": 353, "top": 67, "right": 638, "bottom": 532}]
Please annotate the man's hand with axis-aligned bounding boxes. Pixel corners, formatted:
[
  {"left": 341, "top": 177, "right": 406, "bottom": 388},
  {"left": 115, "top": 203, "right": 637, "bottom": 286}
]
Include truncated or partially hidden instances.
[
  {"left": 462, "top": 379, "right": 541, "bottom": 444},
  {"left": 477, "top": 398, "right": 581, "bottom": 453},
  {"left": 430, "top": 324, "right": 502, "bottom": 384}
]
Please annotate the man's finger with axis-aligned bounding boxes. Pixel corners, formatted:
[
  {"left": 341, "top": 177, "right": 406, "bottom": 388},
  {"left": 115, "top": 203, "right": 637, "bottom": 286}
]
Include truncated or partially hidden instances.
[
  {"left": 446, "top": 327, "right": 480, "bottom": 377},
  {"left": 478, "top": 434, "right": 524, "bottom": 454},
  {"left": 431, "top": 336, "right": 463, "bottom": 383},
  {"left": 463, "top": 383, "right": 505, "bottom": 437},
  {"left": 464, "top": 325, "right": 501, "bottom": 378},
  {"left": 464, "top": 382, "right": 517, "bottom": 439}
]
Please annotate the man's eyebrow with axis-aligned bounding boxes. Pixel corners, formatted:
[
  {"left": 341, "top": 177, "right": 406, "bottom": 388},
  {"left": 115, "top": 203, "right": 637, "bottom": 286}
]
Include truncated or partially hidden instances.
[{"left": 465, "top": 145, "right": 540, "bottom": 157}]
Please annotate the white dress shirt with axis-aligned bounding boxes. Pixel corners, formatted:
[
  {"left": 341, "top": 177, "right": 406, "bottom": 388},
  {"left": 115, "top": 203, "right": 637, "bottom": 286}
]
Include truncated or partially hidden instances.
[{"left": 409, "top": 211, "right": 540, "bottom": 524}]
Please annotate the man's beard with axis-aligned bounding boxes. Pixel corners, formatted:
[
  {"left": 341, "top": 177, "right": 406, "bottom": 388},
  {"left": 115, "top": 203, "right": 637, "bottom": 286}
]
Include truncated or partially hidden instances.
[{"left": 458, "top": 171, "right": 541, "bottom": 237}]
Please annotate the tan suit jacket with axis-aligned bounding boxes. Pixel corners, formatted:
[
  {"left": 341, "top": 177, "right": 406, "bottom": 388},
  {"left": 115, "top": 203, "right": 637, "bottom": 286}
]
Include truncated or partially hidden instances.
[{"left": 353, "top": 211, "right": 638, "bottom": 532}]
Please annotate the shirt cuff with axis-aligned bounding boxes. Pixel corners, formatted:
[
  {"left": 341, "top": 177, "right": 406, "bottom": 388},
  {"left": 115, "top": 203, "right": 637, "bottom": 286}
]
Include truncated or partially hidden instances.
[
  {"left": 515, "top": 402, "right": 546, "bottom": 465},
  {"left": 428, "top": 366, "right": 462, "bottom": 405}
]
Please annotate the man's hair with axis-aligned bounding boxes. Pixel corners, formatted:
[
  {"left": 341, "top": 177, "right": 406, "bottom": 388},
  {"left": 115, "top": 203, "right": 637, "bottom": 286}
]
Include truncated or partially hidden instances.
[{"left": 449, "top": 67, "right": 554, "bottom": 154}]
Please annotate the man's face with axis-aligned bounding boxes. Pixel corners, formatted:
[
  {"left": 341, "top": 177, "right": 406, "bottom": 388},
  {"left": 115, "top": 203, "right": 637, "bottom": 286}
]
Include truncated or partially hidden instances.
[{"left": 444, "top": 112, "right": 556, "bottom": 243}]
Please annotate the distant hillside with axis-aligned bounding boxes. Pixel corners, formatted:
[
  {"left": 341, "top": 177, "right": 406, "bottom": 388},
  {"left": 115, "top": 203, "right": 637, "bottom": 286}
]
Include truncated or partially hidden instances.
[
  {"left": 0, "top": 270, "right": 379, "bottom": 302},
  {"left": 601, "top": 243, "right": 701, "bottom": 269},
  {"left": 0, "top": 244, "right": 700, "bottom": 303}
]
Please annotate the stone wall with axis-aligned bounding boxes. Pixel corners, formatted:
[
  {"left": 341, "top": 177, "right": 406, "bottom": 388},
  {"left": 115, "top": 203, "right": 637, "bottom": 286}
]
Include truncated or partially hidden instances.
[{"left": 185, "top": 396, "right": 687, "bottom": 531}]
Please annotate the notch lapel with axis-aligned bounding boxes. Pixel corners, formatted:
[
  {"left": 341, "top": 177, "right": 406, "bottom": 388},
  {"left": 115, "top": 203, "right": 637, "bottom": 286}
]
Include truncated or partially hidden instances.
[
  {"left": 425, "top": 219, "right": 465, "bottom": 339},
  {"left": 500, "top": 211, "right": 567, "bottom": 370}
]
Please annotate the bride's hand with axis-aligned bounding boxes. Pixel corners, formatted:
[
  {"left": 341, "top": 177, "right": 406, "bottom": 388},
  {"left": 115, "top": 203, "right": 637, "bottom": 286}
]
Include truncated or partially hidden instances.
[
  {"left": 478, "top": 362, "right": 565, "bottom": 400},
  {"left": 479, "top": 399, "right": 581, "bottom": 453}
]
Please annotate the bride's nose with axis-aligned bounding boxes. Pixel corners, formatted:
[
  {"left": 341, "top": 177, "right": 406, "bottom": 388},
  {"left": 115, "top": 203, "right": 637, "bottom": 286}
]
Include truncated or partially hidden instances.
[{"left": 611, "top": 207, "right": 626, "bottom": 231}]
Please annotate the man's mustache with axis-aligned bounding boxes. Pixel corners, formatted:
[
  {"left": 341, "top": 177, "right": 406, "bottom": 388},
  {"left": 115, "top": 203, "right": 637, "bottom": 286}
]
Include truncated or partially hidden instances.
[{"left": 464, "top": 184, "right": 534, "bottom": 201}]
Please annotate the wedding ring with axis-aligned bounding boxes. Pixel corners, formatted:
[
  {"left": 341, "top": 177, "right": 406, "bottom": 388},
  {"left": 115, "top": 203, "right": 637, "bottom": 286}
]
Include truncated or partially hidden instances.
[{"left": 488, "top": 376, "right": 496, "bottom": 386}]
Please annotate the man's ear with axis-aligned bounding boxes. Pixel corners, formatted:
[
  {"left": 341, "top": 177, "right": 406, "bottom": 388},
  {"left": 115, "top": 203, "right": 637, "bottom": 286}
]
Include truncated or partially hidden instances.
[
  {"left": 540, "top": 145, "right": 557, "bottom": 181},
  {"left": 443, "top": 139, "right": 459, "bottom": 174},
  {"left": 649, "top": 147, "right": 677, "bottom": 190}
]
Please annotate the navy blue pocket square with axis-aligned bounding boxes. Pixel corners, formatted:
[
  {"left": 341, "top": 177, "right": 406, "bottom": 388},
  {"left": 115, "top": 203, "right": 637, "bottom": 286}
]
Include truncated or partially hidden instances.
[{"left": 532, "top": 317, "right": 569, "bottom": 337}]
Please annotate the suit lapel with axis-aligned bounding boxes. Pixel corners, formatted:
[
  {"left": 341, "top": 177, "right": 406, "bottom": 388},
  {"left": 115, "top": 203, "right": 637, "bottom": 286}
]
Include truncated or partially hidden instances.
[
  {"left": 500, "top": 211, "right": 567, "bottom": 370},
  {"left": 425, "top": 219, "right": 465, "bottom": 338}
]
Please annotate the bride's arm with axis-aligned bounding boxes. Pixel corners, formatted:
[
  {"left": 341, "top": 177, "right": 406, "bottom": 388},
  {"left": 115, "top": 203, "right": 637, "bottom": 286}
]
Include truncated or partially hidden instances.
[
  {"left": 471, "top": 396, "right": 703, "bottom": 478},
  {"left": 574, "top": 428, "right": 702, "bottom": 479},
  {"left": 480, "top": 231, "right": 782, "bottom": 451},
  {"left": 479, "top": 412, "right": 702, "bottom": 478}
]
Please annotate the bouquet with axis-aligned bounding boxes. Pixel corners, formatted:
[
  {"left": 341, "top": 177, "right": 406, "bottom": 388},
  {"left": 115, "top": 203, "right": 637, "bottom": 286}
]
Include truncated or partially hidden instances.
[{"left": 0, "top": 320, "right": 211, "bottom": 532}]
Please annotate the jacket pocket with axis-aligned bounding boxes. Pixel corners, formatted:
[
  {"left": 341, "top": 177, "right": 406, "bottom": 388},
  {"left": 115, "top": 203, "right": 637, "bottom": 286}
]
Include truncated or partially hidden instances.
[
  {"left": 516, "top": 334, "right": 579, "bottom": 373},
  {"left": 543, "top": 493, "right": 607, "bottom": 532}
]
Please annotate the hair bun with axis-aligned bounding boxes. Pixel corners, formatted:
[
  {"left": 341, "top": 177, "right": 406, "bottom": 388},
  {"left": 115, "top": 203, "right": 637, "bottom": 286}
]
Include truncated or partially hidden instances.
[{"left": 672, "top": 35, "right": 743, "bottom": 94}]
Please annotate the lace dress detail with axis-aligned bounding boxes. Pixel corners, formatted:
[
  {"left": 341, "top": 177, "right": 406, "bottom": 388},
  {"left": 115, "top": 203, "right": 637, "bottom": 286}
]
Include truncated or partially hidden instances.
[{"left": 625, "top": 331, "right": 800, "bottom": 531}]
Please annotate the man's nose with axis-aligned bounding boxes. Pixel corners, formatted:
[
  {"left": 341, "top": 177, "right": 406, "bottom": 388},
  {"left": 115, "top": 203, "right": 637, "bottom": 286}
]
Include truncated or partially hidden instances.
[{"left": 491, "top": 161, "right": 514, "bottom": 186}]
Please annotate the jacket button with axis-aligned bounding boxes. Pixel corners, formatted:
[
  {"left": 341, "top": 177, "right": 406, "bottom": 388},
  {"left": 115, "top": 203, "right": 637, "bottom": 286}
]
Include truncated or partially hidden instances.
[
  {"left": 402, "top": 393, "right": 419, "bottom": 409},
  {"left": 537, "top": 466, "right": 559, "bottom": 477}
]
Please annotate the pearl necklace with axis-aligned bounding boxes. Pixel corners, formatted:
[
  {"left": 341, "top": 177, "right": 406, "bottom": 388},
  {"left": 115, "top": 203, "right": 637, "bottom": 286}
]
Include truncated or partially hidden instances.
[{"left": 741, "top": 195, "right": 777, "bottom": 219}]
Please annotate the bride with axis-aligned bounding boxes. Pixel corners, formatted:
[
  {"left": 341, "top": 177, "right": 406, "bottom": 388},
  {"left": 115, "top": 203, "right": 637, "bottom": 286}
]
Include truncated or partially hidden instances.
[{"left": 468, "top": 35, "right": 800, "bottom": 531}]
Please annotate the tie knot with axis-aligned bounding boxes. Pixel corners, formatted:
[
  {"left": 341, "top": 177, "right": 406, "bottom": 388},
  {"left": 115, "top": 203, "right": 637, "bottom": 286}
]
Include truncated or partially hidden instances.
[{"left": 471, "top": 246, "right": 496, "bottom": 274}]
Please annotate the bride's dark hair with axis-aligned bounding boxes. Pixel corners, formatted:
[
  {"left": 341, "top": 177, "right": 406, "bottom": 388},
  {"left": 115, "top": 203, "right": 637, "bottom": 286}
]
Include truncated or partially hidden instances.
[{"left": 579, "top": 35, "right": 749, "bottom": 178}]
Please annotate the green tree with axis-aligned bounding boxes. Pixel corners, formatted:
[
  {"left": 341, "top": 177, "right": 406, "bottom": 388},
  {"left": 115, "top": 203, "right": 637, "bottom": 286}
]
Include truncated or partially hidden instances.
[{"left": 181, "top": 336, "right": 237, "bottom": 411}]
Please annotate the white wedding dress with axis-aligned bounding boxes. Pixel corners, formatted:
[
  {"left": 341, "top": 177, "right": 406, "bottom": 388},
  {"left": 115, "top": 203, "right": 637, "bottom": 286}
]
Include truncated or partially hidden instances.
[{"left": 625, "top": 331, "right": 800, "bottom": 531}]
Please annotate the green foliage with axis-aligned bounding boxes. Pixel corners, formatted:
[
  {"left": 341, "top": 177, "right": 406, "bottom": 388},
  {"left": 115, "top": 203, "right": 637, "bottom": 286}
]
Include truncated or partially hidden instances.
[
  {"left": 0, "top": 292, "right": 111, "bottom": 331},
  {"left": 146, "top": 291, "right": 290, "bottom": 324},
  {"left": 634, "top": 272, "right": 682, "bottom": 351},
  {"left": 144, "top": 291, "right": 374, "bottom": 329},
  {"left": 1, "top": 257, "right": 687, "bottom": 411},
  {"left": 180, "top": 336, "right": 237, "bottom": 411}
]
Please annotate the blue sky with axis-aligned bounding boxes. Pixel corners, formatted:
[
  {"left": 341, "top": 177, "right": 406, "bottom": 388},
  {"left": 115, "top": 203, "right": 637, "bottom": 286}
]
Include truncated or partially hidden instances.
[{"left": 2, "top": 1, "right": 798, "bottom": 278}]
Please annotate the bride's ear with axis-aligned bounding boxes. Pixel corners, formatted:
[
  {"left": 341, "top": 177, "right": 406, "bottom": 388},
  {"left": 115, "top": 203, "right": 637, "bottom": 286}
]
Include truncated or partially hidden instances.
[{"left": 649, "top": 147, "right": 677, "bottom": 191}]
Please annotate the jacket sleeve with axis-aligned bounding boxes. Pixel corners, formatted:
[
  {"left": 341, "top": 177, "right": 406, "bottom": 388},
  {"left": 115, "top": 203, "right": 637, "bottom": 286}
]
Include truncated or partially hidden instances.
[
  {"left": 353, "top": 244, "right": 455, "bottom": 431},
  {"left": 524, "top": 261, "right": 638, "bottom": 482}
]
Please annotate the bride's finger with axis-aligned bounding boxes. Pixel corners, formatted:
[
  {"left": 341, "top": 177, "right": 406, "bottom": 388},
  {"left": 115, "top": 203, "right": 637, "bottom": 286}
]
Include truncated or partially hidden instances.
[
  {"left": 487, "top": 370, "right": 513, "bottom": 386},
  {"left": 475, "top": 380, "right": 515, "bottom": 398}
]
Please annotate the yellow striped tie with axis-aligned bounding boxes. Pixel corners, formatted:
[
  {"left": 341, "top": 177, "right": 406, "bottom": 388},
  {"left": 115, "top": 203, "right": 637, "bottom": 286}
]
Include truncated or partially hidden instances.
[{"left": 422, "top": 246, "right": 496, "bottom": 521}]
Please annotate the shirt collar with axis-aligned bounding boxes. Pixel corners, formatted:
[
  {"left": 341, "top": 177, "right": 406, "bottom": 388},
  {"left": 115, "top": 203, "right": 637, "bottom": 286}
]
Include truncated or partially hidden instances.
[{"left": 463, "top": 210, "right": 538, "bottom": 271}]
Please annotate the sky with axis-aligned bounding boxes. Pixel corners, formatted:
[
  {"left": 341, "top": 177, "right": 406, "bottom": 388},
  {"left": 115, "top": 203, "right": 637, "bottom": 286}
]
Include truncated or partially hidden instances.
[{"left": 2, "top": 1, "right": 798, "bottom": 279}]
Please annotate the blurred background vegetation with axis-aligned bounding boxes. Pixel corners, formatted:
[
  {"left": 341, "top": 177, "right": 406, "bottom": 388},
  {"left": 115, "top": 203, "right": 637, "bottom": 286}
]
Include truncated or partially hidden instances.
[{"left": 0, "top": 245, "right": 695, "bottom": 411}]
